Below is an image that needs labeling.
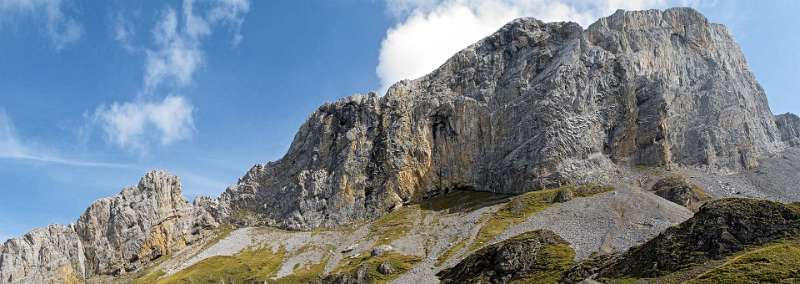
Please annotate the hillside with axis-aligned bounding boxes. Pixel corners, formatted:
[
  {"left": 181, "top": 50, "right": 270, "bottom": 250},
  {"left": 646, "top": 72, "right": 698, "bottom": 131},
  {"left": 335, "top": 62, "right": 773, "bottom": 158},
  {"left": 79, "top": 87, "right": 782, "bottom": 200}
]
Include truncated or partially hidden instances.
[{"left": 2, "top": 7, "right": 800, "bottom": 284}]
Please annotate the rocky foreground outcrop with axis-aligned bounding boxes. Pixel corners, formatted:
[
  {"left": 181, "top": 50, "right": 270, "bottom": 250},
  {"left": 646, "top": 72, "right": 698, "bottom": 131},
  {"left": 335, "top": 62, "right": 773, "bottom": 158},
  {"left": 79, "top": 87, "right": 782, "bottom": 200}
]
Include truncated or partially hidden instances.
[
  {"left": 597, "top": 198, "right": 800, "bottom": 279},
  {"left": 651, "top": 175, "right": 711, "bottom": 212},
  {"left": 0, "top": 171, "right": 211, "bottom": 283},
  {"left": 437, "top": 230, "right": 574, "bottom": 283},
  {"left": 218, "top": 7, "right": 789, "bottom": 230}
]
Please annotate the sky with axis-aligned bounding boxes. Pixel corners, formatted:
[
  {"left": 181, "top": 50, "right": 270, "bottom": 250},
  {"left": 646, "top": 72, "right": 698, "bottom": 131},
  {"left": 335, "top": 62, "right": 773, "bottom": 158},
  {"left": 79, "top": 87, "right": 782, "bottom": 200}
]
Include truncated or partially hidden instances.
[{"left": 0, "top": 0, "right": 798, "bottom": 241}]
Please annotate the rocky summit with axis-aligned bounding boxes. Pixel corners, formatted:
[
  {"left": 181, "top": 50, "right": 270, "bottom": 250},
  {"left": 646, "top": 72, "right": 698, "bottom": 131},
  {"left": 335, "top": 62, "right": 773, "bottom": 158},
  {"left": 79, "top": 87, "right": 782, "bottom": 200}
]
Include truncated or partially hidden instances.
[
  {"left": 218, "top": 7, "right": 787, "bottom": 230},
  {"left": 2, "top": 7, "right": 800, "bottom": 284}
]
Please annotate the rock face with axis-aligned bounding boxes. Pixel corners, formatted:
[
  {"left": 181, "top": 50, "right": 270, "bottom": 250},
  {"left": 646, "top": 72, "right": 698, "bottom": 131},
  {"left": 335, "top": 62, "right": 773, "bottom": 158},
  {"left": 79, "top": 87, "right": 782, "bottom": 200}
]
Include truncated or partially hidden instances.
[
  {"left": 651, "top": 175, "right": 710, "bottom": 212},
  {"left": 776, "top": 113, "right": 800, "bottom": 146},
  {"left": 219, "top": 8, "right": 786, "bottom": 230},
  {"left": 598, "top": 198, "right": 800, "bottom": 278},
  {"left": 0, "top": 225, "right": 85, "bottom": 284},
  {"left": 437, "top": 230, "right": 574, "bottom": 283},
  {"left": 0, "top": 171, "right": 206, "bottom": 283},
  {"left": 75, "top": 171, "right": 195, "bottom": 276}
]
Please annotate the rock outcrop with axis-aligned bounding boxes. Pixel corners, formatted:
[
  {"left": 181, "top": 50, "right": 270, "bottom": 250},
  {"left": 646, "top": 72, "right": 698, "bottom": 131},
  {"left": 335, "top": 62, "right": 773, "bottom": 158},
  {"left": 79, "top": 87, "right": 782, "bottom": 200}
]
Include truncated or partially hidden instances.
[
  {"left": 218, "top": 7, "right": 786, "bottom": 230},
  {"left": 598, "top": 198, "right": 800, "bottom": 278},
  {"left": 0, "top": 225, "right": 85, "bottom": 284},
  {"left": 651, "top": 175, "right": 711, "bottom": 212},
  {"left": 0, "top": 171, "right": 205, "bottom": 283},
  {"left": 776, "top": 113, "right": 800, "bottom": 146},
  {"left": 437, "top": 230, "right": 574, "bottom": 283}
]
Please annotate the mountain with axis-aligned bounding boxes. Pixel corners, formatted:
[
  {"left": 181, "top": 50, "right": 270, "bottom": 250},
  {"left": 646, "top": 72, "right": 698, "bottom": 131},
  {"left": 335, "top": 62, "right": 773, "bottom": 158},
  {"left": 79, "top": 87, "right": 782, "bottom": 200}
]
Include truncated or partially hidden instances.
[{"left": 2, "top": 7, "right": 800, "bottom": 284}]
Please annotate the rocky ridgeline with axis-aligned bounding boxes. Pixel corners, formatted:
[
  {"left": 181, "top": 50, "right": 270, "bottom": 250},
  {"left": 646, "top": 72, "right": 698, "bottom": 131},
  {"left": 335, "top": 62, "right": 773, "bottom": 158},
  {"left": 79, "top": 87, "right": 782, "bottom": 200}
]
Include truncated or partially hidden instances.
[
  {"left": 0, "top": 171, "right": 217, "bottom": 283},
  {"left": 218, "top": 7, "right": 798, "bottom": 230},
  {"left": 3, "top": 7, "right": 800, "bottom": 283}
]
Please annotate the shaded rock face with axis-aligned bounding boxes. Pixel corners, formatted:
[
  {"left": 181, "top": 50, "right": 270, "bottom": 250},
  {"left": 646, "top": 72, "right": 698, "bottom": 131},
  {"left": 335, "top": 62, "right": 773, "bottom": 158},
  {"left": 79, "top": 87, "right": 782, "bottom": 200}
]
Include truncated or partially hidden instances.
[
  {"left": 776, "top": 113, "right": 800, "bottom": 146},
  {"left": 651, "top": 175, "right": 710, "bottom": 212},
  {"left": 599, "top": 198, "right": 800, "bottom": 278},
  {"left": 0, "top": 171, "right": 208, "bottom": 283},
  {"left": 219, "top": 8, "right": 784, "bottom": 230},
  {"left": 437, "top": 230, "right": 573, "bottom": 284}
]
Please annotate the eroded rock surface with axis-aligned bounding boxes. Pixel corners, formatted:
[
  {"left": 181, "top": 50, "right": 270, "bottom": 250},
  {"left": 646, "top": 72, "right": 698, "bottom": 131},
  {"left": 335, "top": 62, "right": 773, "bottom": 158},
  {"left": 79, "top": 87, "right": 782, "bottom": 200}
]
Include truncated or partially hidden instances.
[
  {"left": 437, "top": 230, "right": 574, "bottom": 284},
  {"left": 219, "top": 8, "right": 786, "bottom": 230},
  {"left": 599, "top": 198, "right": 800, "bottom": 278},
  {"left": 0, "top": 171, "right": 205, "bottom": 283},
  {"left": 651, "top": 175, "right": 711, "bottom": 212},
  {"left": 776, "top": 113, "right": 800, "bottom": 146}
]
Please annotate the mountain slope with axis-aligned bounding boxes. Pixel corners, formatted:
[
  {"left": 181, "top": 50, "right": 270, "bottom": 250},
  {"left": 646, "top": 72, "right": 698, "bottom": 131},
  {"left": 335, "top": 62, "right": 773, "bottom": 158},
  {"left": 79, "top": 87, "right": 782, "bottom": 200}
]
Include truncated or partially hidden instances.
[
  {"left": 2, "top": 7, "right": 800, "bottom": 284},
  {"left": 217, "top": 7, "right": 786, "bottom": 231}
]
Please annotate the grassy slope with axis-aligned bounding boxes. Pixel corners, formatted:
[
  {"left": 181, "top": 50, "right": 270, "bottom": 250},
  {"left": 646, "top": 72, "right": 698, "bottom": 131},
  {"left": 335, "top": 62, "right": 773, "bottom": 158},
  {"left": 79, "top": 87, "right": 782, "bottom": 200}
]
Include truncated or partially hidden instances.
[
  {"left": 471, "top": 184, "right": 613, "bottom": 250},
  {"left": 601, "top": 203, "right": 800, "bottom": 284}
]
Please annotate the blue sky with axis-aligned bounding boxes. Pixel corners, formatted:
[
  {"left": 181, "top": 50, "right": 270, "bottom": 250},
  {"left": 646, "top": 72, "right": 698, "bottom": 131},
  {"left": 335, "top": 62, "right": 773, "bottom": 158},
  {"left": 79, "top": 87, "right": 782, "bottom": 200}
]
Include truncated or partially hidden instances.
[{"left": 0, "top": 0, "right": 798, "bottom": 241}]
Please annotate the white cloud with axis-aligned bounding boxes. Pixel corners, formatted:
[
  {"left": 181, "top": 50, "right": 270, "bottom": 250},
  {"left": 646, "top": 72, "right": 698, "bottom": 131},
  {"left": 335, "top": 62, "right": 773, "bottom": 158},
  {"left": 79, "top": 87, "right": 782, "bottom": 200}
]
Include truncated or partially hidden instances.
[
  {"left": 377, "top": 0, "right": 675, "bottom": 92},
  {"left": 94, "top": 96, "right": 195, "bottom": 152},
  {"left": 96, "top": 0, "right": 250, "bottom": 153},
  {"left": 113, "top": 12, "right": 136, "bottom": 53},
  {"left": 0, "top": 109, "right": 127, "bottom": 167},
  {"left": 0, "top": 0, "right": 83, "bottom": 50},
  {"left": 143, "top": 0, "right": 250, "bottom": 92}
]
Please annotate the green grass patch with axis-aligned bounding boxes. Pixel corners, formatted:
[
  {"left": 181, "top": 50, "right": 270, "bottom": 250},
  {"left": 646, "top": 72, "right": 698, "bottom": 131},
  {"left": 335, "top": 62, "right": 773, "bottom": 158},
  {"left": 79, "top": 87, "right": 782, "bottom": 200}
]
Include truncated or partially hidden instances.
[
  {"left": 155, "top": 246, "right": 286, "bottom": 283},
  {"left": 369, "top": 206, "right": 417, "bottom": 246},
  {"left": 130, "top": 269, "right": 166, "bottom": 284},
  {"left": 333, "top": 251, "right": 422, "bottom": 283},
  {"left": 197, "top": 224, "right": 234, "bottom": 253},
  {"left": 436, "top": 238, "right": 468, "bottom": 267},
  {"left": 470, "top": 184, "right": 613, "bottom": 251},
  {"left": 687, "top": 241, "right": 800, "bottom": 283},
  {"left": 420, "top": 190, "right": 512, "bottom": 213},
  {"left": 512, "top": 243, "right": 576, "bottom": 284},
  {"left": 273, "top": 256, "right": 330, "bottom": 283}
]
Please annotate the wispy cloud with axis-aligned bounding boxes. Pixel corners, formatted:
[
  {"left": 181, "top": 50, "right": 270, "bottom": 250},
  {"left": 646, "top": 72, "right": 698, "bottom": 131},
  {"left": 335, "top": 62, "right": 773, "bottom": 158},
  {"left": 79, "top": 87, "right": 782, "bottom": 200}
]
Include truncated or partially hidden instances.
[
  {"left": 113, "top": 11, "right": 137, "bottom": 53},
  {"left": 94, "top": 0, "right": 250, "bottom": 153},
  {"left": 93, "top": 96, "right": 195, "bottom": 153},
  {"left": 0, "top": 0, "right": 83, "bottom": 50},
  {"left": 0, "top": 109, "right": 128, "bottom": 168},
  {"left": 144, "top": 0, "right": 250, "bottom": 92},
  {"left": 377, "top": 0, "right": 678, "bottom": 92}
]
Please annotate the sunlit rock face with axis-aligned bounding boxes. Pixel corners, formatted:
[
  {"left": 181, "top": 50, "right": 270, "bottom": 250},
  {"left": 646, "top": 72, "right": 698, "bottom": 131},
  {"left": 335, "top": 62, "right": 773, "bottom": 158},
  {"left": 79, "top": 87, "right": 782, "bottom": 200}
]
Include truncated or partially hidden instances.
[
  {"left": 218, "top": 8, "right": 785, "bottom": 230},
  {"left": 0, "top": 171, "right": 208, "bottom": 283}
]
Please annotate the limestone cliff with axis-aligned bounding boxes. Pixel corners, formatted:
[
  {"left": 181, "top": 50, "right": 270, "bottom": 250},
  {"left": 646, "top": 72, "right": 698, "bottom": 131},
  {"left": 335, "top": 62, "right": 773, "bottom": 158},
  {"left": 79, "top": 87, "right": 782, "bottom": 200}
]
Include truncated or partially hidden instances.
[
  {"left": 218, "top": 8, "right": 786, "bottom": 230},
  {"left": 0, "top": 171, "right": 205, "bottom": 283},
  {"left": 776, "top": 113, "right": 800, "bottom": 146}
]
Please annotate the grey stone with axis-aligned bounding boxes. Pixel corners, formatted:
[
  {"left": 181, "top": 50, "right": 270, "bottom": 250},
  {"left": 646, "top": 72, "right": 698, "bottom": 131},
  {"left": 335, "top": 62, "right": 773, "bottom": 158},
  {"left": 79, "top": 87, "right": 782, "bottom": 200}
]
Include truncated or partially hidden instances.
[
  {"left": 0, "top": 171, "right": 210, "bottom": 283},
  {"left": 776, "top": 113, "right": 800, "bottom": 146},
  {"left": 370, "top": 244, "right": 393, "bottom": 257},
  {"left": 218, "top": 7, "right": 787, "bottom": 231},
  {"left": 377, "top": 262, "right": 395, "bottom": 275}
]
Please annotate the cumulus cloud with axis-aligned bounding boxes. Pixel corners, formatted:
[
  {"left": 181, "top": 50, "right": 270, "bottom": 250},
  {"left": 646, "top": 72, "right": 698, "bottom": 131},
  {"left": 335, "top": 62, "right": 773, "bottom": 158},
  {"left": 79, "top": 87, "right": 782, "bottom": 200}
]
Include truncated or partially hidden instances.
[
  {"left": 0, "top": 0, "right": 83, "bottom": 50},
  {"left": 0, "top": 109, "right": 126, "bottom": 167},
  {"left": 377, "top": 0, "right": 677, "bottom": 92},
  {"left": 93, "top": 96, "right": 195, "bottom": 152}
]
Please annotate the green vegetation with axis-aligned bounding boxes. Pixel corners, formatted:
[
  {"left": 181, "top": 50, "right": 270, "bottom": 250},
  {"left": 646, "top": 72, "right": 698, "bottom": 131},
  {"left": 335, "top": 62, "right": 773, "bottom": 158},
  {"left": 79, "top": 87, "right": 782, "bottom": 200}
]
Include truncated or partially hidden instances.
[
  {"left": 435, "top": 238, "right": 468, "bottom": 267},
  {"left": 130, "top": 269, "right": 166, "bottom": 284},
  {"left": 155, "top": 246, "right": 286, "bottom": 283},
  {"left": 470, "top": 184, "right": 613, "bottom": 250},
  {"left": 272, "top": 256, "right": 330, "bottom": 283},
  {"left": 512, "top": 243, "right": 576, "bottom": 284},
  {"left": 420, "top": 190, "right": 512, "bottom": 213},
  {"left": 369, "top": 206, "right": 417, "bottom": 246},
  {"left": 688, "top": 241, "right": 800, "bottom": 283},
  {"left": 332, "top": 251, "right": 422, "bottom": 283}
]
